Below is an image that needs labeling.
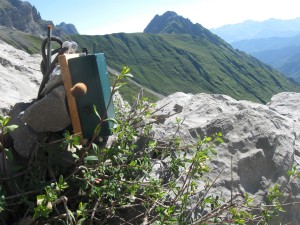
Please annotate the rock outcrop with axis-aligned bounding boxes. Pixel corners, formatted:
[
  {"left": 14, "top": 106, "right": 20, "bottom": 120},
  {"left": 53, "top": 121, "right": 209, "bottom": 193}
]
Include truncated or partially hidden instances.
[
  {"left": 0, "top": 39, "right": 71, "bottom": 157},
  {"left": 0, "top": 39, "right": 41, "bottom": 115},
  {"left": 152, "top": 92, "right": 300, "bottom": 224},
  {"left": 144, "top": 11, "right": 222, "bottom": 44},
  {"left": 0, "top": 0, "right": 78, "bottom": 37},
  {"left": 56, "top": 22, "right": 79, "bottom": 35}
]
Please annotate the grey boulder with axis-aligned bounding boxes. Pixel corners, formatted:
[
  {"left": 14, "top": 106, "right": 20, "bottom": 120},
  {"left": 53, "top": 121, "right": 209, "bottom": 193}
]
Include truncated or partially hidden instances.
[{"left": 152, "top": 92, "right": 300, "bottom": 224}]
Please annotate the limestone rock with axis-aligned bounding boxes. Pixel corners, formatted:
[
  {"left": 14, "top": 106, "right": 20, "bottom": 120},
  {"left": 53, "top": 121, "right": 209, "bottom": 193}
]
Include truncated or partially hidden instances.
[
  {"left": 40, "top": 73, "right": 63, "bottom": 96},
  {"left": 152, "top": 92, "right": 300, "bottom": 224},
  {"left": 268, "top": 92, "right": 300, "bottom": 165},
  {"left": 8, "top": 102, "right": 46, "bottom": 158},
  {"left": 0, "top": 39, "right": 41, "bottom": 115},
  {"left": 22, "top": 85, "right": 71, "bottom": 133}
]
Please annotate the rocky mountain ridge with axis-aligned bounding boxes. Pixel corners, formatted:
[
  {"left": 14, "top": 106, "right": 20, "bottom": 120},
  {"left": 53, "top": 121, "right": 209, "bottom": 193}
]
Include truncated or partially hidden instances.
[
  {"left": 0, "top": 0, "right": 78, "bottom": 37},
  {"left": 144, "top": 11, "right": 221, "bottom": 44}
]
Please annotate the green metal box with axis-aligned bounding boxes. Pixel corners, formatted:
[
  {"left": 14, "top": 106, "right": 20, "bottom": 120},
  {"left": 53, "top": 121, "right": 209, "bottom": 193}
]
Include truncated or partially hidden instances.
[{"left": 68, "top": 53, "right": 115, "bottom": 139}]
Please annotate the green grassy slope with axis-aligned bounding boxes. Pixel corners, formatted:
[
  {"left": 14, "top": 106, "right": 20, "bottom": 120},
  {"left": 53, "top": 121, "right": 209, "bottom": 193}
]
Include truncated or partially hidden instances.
[
  {"left": 0, "top": 26, "right": 42, "bottom": 53},
  {"left": 1, "top": 26, "right": 299, "bottom": 103},
  {"left": 0, "top": 28, "right": 159, "bottom": 104},
  {"left": 71, "top": 33, "right": 300, "bottom": 103}
]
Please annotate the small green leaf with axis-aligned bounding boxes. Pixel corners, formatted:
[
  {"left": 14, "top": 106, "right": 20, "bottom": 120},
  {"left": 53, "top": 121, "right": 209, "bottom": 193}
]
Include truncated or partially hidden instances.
[
  {"left": 129, "top": 161, "right": 137, "bottom": 167},
  {"left": 92, "top": 143, "right": 99, "bottom": 152},
  {"left": 36, "top": 195, "right": 45, "bottom": 205},
  {"left": 77, "top": 218, "right": 86, "bottom": 225},
  {"left": 93, "top": 105, "right": 101, "bottom": 119},
  {"left": 93, "top": 124, "right": 101, "bottom": 138},
  {"left": 121, "top": 66, "right": 130, "bottom": 75},
  {"left": 79, "top": 202, "right": 87, "bottom": 211},
  {"left": 205, "top": 136, "right": 212, "bottom": 142},
  {"left": 215, "top": 137, "right": 224, "bottom": 143},
  {"left": 84, "top": 155, "right": 99, "bottom": 161},
  {"left": 287, "top": 170, "right": 294, "bottom": 176},
  {"left": 117, "top": 82, "right": 128, "bottom": 86},
  {"left": 5, "top": 125, "right": 18, "bottom": 132},
  {"left": 104, "top": 118, "right": 118, "bottom": 124},
  {"left": 72, "top": 153, "right": 79, "bottom": 159},
  {"left": 114, "top": 84, "right": 124, "bottom": 91},
  {"left": 67, "top": 209, "right": 76, "bottom": 223},
  {"left": 58, "top": 175, "right": 64, "bottom": 185},
  {"left": 123, "top": 73, "right": 133, "bottom": 78},
  {"left": 237, "top": 219, "right": 245, "bottom": 224},
  {"left": 2, "top": 116, "right": 10, "bottom": 127},
  {"left": 210, "top": 149, "right": 217, "bottom": 155}
]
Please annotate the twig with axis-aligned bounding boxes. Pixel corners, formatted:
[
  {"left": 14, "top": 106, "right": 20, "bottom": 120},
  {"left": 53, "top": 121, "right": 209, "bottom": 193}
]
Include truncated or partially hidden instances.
[
  {"left": 40, "top": 213, "right": 68, "bottom": 224},
  {"left": 0, "top": 169, "right": 28, "bottom": 180},
  {"left": 121, "top": 212, "right": 145, "bottom": 225},
  {"left": 192, "top": 194, "right": 241, "bottom": 224},
  {"left": 5, "top": 190, "right": 42, "bottom": 200},
  {"left": 186, "top": 169, "right": 224, "bottom": 219},
  {"left": 90, "top": 199, "right": 100, "bottom": 224},
  {"left": 52, "top": 196, "right": 75, "bottom": 225},
  {"left": 150, "top": 101, "right": 171, "bottom": 116}
]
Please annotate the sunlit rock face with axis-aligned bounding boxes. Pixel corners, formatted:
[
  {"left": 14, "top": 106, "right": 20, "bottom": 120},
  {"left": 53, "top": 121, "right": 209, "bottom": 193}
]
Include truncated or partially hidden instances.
[
  {"left": 152, "top": 92, "right": 300, "bottom": 224},
  {"left": 0, "top": 39, "right": 41, "bottom": 115}
]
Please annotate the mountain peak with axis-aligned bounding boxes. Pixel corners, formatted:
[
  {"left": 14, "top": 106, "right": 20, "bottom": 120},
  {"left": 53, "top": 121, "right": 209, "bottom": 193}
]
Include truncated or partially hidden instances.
[
  {"left": 143, "top": 11, "right": 225, "bottom": 46},
  {"left": 144, "top": 11, "right": 204, "bottom": 35},
  {"left": 161, "top": 11, "right": 178, "bottom": 18}
]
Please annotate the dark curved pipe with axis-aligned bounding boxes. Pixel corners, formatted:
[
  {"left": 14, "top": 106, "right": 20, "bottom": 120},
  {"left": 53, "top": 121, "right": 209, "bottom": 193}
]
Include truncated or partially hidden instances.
[{"left": 37, "top": 37, "right": 66, "bottom": 99}]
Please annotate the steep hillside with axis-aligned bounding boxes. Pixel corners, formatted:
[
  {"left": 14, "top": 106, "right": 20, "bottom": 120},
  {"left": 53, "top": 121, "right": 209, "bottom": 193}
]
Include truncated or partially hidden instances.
[
  {"left": 277, "top": 52, "right": 300, "bottom": 83},
  {"left": 0, "top": 0, "right": 78, "bottom": 37},
  {"left": 70, "top": 32, "right": 300, "bottom": 103},
  {"left": 231, "top": 35, "right": 300, "bottom": 84},
  {"left": 0, "top": 26, "right": 42, "bottom": 53},
  {"left": 213, "top": 18, "right": 300, "bottom": 85},
  {"left": 67, "top": 12, "right": 300, "bottom": 103}
]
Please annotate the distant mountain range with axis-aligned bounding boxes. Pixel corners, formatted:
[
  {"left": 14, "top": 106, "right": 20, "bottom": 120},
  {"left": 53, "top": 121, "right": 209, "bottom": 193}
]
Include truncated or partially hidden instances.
[
  {"left": 0, "top": 4, "right": 299, "bottom": 103},
  {"left": 211, "top": 18, "right": 300, "bottom": 43},
  {"left": 212, "top": 18, "right": 300, "bottom": 84},
  {"left": 0, "top": 0, "right": 78, "bottom": 37}
]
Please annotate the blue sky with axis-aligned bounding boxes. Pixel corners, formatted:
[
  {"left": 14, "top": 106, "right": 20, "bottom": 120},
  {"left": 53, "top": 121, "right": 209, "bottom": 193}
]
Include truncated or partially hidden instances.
[{"left": 24, "top": 0, "right": 300, "bottom": 35}]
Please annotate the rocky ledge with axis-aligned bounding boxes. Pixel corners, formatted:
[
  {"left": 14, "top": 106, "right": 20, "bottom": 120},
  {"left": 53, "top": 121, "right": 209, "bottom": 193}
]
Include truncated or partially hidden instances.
[{"left": 152, "top": 92, "right": 300, "bottom": 224}]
